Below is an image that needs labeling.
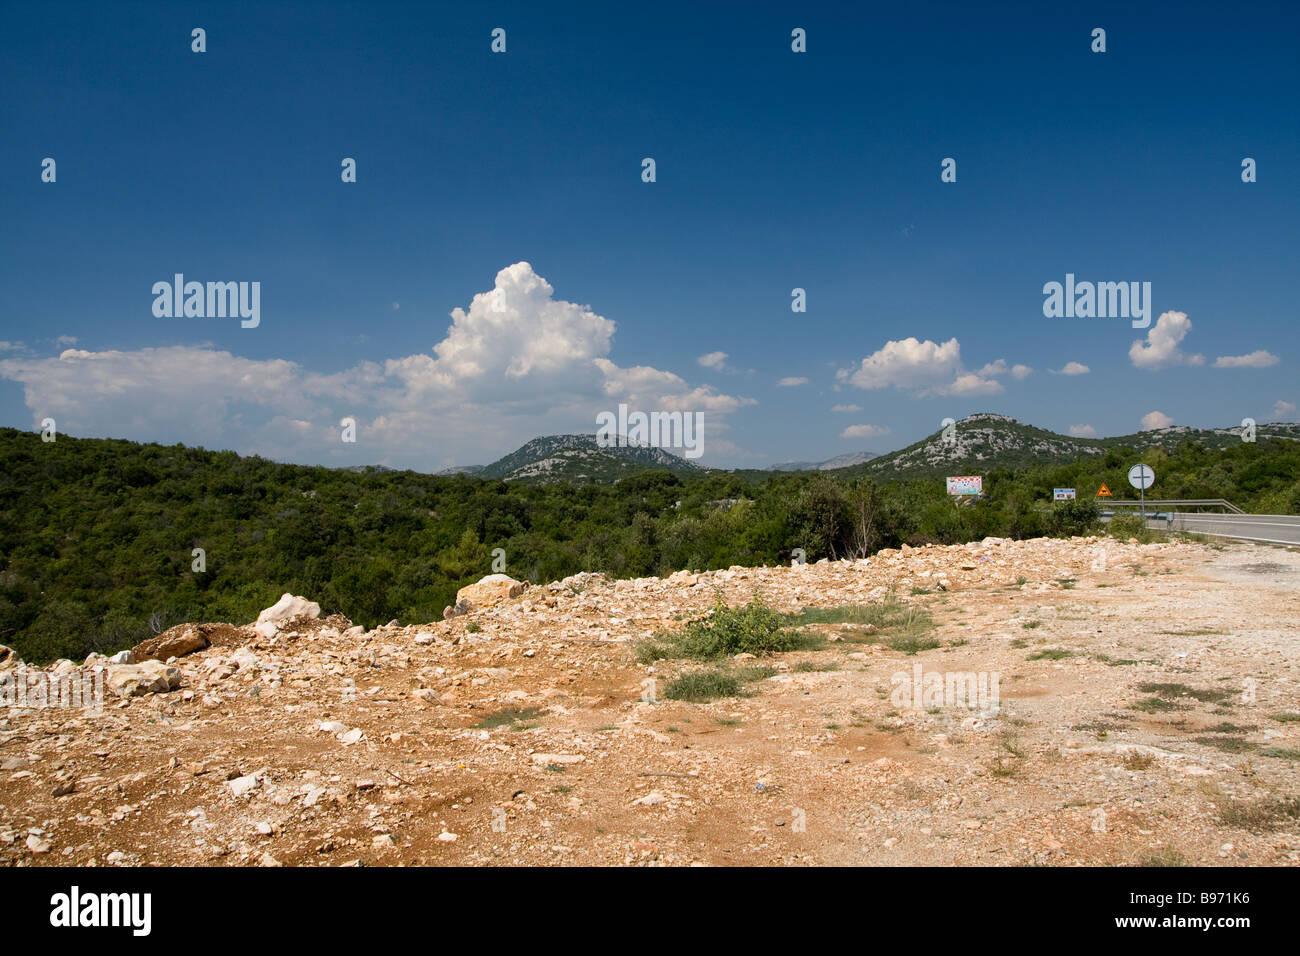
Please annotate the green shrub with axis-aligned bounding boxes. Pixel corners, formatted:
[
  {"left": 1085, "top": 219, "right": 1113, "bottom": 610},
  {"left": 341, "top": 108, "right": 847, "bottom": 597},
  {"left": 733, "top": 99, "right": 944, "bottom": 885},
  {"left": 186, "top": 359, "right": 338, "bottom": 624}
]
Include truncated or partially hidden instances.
[
  {"left": 1106, "top": 512, "right": 1148, "bottom": 541},
  {"left": 1048, "top": 498, "right": 1100, "bottom": 537},
  {"left": 639, "top": 592, "right": 798, "bottom": 662},
  {"left": 665, "top": 670, "right": 741, "bottom": 701}
]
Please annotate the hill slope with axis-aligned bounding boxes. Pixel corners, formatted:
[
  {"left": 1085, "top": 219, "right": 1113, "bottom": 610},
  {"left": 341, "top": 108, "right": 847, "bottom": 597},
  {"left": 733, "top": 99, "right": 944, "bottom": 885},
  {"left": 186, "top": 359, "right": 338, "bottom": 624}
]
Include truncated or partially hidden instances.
[
  {"left": 840, "top": 413, "right": 1300, "bottom": 481},
  {"left": 478, "top": 434, "right": 704, "bottom": 484}
]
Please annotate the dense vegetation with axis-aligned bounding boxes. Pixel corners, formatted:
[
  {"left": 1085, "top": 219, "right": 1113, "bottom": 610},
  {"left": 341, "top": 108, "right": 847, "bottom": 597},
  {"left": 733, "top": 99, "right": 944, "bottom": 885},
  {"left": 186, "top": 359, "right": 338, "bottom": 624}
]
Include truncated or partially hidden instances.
[{"left": 2, "top": 427, "right": 1297, "bottom": 663}]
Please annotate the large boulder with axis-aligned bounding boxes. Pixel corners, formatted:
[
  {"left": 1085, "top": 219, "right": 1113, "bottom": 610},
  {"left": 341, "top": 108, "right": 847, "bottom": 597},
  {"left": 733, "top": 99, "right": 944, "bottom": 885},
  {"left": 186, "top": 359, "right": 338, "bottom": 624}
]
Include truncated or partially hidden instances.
[
  {"left": 132, "top": 623, "right": 209, "bottom": 662},
  {"left": 0, "top": 645, "right": 20, "bottom": 673},
  {"left": 256, "top": 593, "right": 321, "bottom": 628},
  {"left": 106, "top": 661, "right": 182, "bottom": 697},
  {"left": 454, "top": 574, "right": 528, "bottom": 610}
]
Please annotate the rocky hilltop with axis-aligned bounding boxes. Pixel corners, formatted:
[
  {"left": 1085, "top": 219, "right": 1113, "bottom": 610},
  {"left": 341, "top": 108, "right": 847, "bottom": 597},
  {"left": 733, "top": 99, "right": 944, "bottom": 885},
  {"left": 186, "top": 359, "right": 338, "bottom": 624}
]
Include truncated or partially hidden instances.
[{"left": 2, "top": 536, "right": 1298, "bottom": 866}]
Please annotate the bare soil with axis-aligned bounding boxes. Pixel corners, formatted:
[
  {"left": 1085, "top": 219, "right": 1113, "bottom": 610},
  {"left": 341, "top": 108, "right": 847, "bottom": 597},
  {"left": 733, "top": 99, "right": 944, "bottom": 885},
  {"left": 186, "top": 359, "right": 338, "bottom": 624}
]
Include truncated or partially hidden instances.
[{"left": 3, "top": 535, "right": 1298, "bottom": 867}]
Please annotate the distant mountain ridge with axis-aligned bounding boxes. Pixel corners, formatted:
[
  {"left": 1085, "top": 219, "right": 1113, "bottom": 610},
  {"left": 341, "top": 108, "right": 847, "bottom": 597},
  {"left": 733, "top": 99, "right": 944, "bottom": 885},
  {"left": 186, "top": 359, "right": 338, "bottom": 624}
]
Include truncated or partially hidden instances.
[
  {"left": 465, "top": 433, "right": 704, "bottom": 484},
  {"left": 833, "top": 413, "right": 1300, "bottom": 481},
  {"left": 439, "top": 415, "right": 1300, "bottom": 484},
  {"left": 769, "top": 450, "right": 880, "bottom": 471}
]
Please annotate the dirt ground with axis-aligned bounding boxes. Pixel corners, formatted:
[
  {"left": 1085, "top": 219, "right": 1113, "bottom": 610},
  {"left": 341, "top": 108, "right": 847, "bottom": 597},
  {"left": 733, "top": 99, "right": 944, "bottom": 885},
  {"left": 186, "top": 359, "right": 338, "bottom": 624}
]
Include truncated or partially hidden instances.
[{"left": 2, "top": 535, "right": 1298, "bottom": 867}]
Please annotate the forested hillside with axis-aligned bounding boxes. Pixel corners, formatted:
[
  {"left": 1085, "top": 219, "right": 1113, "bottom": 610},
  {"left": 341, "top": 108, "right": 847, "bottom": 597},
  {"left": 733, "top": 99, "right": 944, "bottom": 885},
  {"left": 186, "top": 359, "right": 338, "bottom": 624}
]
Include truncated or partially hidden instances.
[{"left": 2, "top": 427, "right": 1297, "bottom": 663}]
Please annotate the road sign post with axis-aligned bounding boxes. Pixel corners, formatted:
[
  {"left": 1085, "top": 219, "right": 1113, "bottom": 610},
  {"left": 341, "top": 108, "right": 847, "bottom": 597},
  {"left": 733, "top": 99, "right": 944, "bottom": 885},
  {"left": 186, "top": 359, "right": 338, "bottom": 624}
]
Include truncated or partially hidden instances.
[{"left": 1128, "top": 464, "right": 1155, "bottom": 522}]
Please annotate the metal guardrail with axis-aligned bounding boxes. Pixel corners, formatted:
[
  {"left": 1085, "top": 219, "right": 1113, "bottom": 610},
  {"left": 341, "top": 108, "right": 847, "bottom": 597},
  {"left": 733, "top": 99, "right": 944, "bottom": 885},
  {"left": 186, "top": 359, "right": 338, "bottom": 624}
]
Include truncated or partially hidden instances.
[
  {"left": 1098, "top": 504, "right": 1300, "bottom": 545},
  {"left": 1106, "top": 498, "right": 1244, "bottom": 514}
]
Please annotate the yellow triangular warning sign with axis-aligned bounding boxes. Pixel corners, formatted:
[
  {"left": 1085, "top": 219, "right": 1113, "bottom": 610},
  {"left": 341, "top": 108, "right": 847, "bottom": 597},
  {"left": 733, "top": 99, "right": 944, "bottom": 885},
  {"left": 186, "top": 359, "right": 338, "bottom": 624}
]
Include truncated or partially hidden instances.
[{"left": 1096, "top": 483, "right": 1113, "bottom": 497}]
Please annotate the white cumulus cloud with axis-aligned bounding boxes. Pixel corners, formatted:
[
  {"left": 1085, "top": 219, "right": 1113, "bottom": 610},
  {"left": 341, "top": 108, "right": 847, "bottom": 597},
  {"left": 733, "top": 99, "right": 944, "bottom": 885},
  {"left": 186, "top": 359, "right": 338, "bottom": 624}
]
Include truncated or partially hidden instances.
[
  {"left": 776, "top": 376, "right": 809, "bottom": 387},
  {"left": 837, "top": 338, "right": 1012, "bottom": 396},
  {"left": 0, "top": 262, "right": 755, "bottom": 468},
  {"left": 1053, "top": 361, "right": 1090, "bottom": 376},
  {"left": 839, "top": 337, "right": 962, "bottom": 391},
  {"left": 1129, "top": 311, "right": 1205, "bottom": 369},
  {"left": 1068, "top": 424, "right": 1097, "bottom": 437},
  {"left": 947, "top": 373, "right": 1004, "bottom": 397},
  {"left": 697, "top": 351, "right": 728, "bottom": 370},
  {"left": 831, "top": 404, "right": 861, "bottom": 413},
  {"left": 840, "top": 424, "right": 891, "bottom": 439},
  {"left": 1213, "top": 350, "right": 1279, "bottom": 369},
  {"left": 1141, "top": 410, "right": 1174, "bottom": 430},
  {"left": 976, "top": 359, "right": 1030, "bottom": 381}
]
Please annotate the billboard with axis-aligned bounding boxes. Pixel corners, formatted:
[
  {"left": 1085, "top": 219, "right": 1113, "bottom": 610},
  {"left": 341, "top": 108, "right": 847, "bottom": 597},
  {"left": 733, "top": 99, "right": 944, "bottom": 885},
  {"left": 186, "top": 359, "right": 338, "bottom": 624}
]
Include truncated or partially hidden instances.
[
  {"left": 1053, "top": 488, "right": 1077, "bottom": 500},
  {"left": 946, "top": 476, "right": 983, "bottom": 496}
]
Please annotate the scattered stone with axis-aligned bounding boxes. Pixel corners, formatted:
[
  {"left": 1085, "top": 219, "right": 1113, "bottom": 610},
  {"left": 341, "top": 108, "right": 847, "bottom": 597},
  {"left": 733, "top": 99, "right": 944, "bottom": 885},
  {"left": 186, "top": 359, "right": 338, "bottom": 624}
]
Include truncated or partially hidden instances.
[
  {"left": 227, "top": 775, "right": 261, "bottom": 797},
  {"left": 106, "top": 661, "right": 182, "bottom": 697},
  {"left": 256, "top": 593, "right": 321, "bottom": 627},
  {"left": 455, "top": 574, "right": 529, "bottom": 610},
  {"left": 131, "top": 624, "right": 209, "bottom": 662},
  {"left": 531, "top": 753, "right": 584, "bottom": 765}
]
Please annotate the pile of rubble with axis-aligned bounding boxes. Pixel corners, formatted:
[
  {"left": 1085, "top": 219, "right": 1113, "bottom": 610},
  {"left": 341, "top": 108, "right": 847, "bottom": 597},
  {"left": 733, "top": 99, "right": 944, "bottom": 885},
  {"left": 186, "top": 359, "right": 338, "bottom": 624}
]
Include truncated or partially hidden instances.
[{"left": 2, "top": 534, "right": 1297, "bottom": 867}]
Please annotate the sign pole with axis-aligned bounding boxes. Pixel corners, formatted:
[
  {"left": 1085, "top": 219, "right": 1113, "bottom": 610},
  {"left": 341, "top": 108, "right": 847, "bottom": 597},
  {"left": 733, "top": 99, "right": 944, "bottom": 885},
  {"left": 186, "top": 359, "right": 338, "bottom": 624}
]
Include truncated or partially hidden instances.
[{"left": 1127, "top": 463, "right": 1155, "bottom": 528}]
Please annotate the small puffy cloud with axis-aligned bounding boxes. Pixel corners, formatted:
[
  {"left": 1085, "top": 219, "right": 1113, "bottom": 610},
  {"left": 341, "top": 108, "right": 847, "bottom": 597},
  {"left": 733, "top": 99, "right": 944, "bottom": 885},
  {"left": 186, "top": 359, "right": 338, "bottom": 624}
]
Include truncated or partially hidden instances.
[
  {"left": 946, "top": 372, "right": 1004, "bottom": 397},
  {"left": 697, "top": 351, "right": 728, "bottom": 370},
  {"left": 391, "top": 302, "right": 400, "bottom": 311},
  {"left": 1141, "top": 410, "right": 1174, "bottom": 430},
  {"left": 977, "top": 359, "right": 1031, "bottom": 380},
  {"left": 593, "top": 359, "right": 755, "bottom": 413},
  {"left": 1129, "top": 311, "right": 1205, "bottom": 369},
  {"left": 1053, "top": 361, "right": 1090, "bottom": 376},
  {"left": 1213, "top": 350, "right": 1279, "bottom": 369},
  {"left": 839, "top": 337, "right": 962, "bottom": 391},
  {"left": 1068, "top": 424, "right": 1097, "bottom": 437},
  {"left": 977, "top": 359, "right": 1030, "bottom": 379},
  {"left": 776, "top": 376, "right": 808, "bottom": 387},
  {"left": 838, "top": 337, "right": 1010, "bottom": 396},
  {"left": 840, "top": 424, "right": 891, "bottom": 439},
  {"left": 831, "top": 404, "right": 861, "bottom": 413},
  {"left": 54, "top": 335, "right": 78, "bottom": 346},
  {"left": 1274, "top": 400, "right": 1296, "bottom": 419}
]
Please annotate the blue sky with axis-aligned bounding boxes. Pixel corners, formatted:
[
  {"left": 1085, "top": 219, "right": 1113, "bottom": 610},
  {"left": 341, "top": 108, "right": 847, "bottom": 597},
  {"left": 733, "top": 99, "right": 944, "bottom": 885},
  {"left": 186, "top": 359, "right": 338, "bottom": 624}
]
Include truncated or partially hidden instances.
[{"left": 2, "top": 0, "right": 1297, "bottom": 470}]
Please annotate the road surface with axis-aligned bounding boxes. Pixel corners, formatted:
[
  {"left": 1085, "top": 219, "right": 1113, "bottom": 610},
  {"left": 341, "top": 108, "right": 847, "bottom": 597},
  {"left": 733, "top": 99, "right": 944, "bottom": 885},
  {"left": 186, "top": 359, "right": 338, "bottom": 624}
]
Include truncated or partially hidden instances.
[{"left": 1155, "top": 513, "right": 1300, "bottom": 546}]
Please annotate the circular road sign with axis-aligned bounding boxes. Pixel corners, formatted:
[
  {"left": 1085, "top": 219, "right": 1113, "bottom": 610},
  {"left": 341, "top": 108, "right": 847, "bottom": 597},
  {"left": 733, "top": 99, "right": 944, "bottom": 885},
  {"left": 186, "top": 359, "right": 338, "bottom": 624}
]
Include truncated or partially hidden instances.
[{"left": 1128, "top": 464, "right": 1155, "bottom": 490}]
